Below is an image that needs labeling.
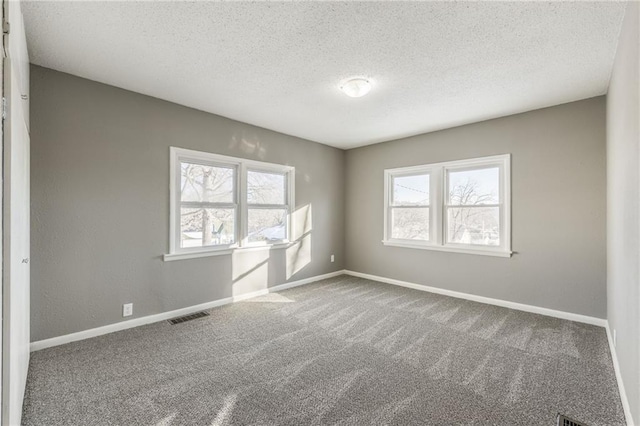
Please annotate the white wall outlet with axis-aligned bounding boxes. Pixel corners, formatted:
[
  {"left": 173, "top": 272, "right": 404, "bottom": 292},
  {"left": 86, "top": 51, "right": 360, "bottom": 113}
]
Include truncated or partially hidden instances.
[
  {"left": 613, "top": 329, "right": 617, "bottom": 347},
  {"left": 330, "top": 254, "right": 335, "bottom": 263},
  {"left": 123, "top": 303, "right": 133, "bottom": 317}
]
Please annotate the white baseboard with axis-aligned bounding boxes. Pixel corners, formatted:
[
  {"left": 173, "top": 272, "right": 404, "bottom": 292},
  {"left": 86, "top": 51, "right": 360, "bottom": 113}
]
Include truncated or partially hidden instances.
[
  {"left": 30, "top": 270, "right": 346, "bottom": 352},
  {"left": 343, "top": 270, "right": 607, "bottom": 327},
  {"left": 343, "top": 270, "right": 634, "bottom": 423},
  {"left": 32, "top": 268, "right": 631, "bottom": 424},
  {"left": 605, "top": 322, "right": 635, "bottom": 426}
]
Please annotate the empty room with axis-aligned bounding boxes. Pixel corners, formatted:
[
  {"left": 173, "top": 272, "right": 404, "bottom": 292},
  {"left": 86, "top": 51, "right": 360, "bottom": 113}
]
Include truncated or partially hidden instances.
[{"left": 1, "top": 0, "right": 639, "bottom": 425}]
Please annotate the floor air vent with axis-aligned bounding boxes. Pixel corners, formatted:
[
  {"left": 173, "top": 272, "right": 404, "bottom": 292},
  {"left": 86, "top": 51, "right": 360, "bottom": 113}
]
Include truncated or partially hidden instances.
[
  {"left": 557, "top": 414, "right": 588, "bottom": 426},
  {"left": 168, "top": 311, "right": 210, "bottom": 325}
]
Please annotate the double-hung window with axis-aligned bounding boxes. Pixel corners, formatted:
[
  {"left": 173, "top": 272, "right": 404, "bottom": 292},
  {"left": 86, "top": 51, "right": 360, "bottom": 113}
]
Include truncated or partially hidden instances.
[
  {"left": 167, "top": 147, "right": 294, "bottom": 260},
  {"left": 384, "top": 154, "right": 511, "bottom": 257},
  {"left": 246, "top": 170, "right": 290, "bottom": 244},
  {"left": 389, "top": 172, "right": 431, "bottom": 241},
  {"left": 178, "top": 159, "right": 237, "bottom": 249}
]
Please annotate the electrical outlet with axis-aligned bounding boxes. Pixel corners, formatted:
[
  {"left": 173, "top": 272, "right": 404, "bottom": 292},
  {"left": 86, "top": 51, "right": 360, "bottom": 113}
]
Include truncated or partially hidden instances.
[
  {"left": 330, "top": 254, "right": 335, "bottom": 263},
  {"left": 123, "top": 303, "right": 133, "bottom": 317},
  {"left": 613, "top": 329, "right": 617, "bottom": 347}
]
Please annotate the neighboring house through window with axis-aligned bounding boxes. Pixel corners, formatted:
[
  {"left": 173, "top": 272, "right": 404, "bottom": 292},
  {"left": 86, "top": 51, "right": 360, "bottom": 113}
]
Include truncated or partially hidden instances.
[
  {"left": 383, "top": 154, "right": 511, "bottom": 257},
  {"left": 167, "top": 147, "right": 294, "bottom": 260}
]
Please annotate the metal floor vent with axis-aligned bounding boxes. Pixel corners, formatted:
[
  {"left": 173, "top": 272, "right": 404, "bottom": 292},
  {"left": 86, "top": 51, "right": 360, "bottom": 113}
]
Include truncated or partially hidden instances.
[
  {"left": 557, "top": 414, "right": 588, "bottom": 426},
  {"left": 168, "top": 311, "right": 210, "bottom": 325}
]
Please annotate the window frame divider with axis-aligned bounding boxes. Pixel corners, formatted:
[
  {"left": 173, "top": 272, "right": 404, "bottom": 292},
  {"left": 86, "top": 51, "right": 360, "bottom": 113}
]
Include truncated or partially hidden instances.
[
  {"left": 383, "top": 154, "right": 511, "bottom": 257},
  {"left": 168, "top": 147, "right": 295, "bottom": 259}
]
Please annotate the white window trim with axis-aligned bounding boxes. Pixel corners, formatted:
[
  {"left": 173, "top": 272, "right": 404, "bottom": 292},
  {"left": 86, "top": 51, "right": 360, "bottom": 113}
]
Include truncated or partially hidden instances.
[
  {"left": 383, "top": 154, "right": 511, "bottom": 258},
  {"left": 165, "top": 147, "right": 295, "bottom": 261},
  {"left": 243, "top": 167, "right": 292, "bottom": 248}
]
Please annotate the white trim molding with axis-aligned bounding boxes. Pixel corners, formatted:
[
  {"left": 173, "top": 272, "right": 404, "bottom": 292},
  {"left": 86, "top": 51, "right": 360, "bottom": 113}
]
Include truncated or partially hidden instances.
[
  {"left": 163, "top": 242, "right": 295, "bottom": 262},
  {"left": 344, "top": 270, "right": 606, "bottom": 327},
  {"left": 605, "top": 322, "right": 635, "bottom": 426},
  {"left": 163, "top": 248, "right": 232, "bottom": 261},
  {"left": 344, "top": 270, "right": 633, "bottom": 423},
  {"left": 30, "top": 270, "right": 346, "bottom": 352},
  {"left": 382, "top": 240, "right": 512, "bottom": 258},
  {"left": 31, "top": 268, "right": 630, "bottom": 424},
  {"left": 168, "top": 146, "right": 295, "bottom": 261},
  {"left": 383, "top": 154, "right": 511, "bottom": 258}
]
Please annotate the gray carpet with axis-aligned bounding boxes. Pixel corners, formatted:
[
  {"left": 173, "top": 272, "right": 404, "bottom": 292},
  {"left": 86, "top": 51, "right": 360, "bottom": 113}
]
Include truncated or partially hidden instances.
[{"left": 22, "top": 275, "right": 625, "bottom": 425}]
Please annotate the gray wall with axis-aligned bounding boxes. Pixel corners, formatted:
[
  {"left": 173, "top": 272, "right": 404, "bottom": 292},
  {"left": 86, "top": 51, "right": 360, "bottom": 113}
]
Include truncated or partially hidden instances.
[
  {"left": 607, "top": 2, "right": 639, "bottom": 423},
  {"left": 345, "top": 97, "right": 607, "bottom": 319},
  {"left": 31, "top": 64, "right": 610, "bottom": 345},
  {"left": 30, "top": 65, "right": 345, "bottom": 342}
]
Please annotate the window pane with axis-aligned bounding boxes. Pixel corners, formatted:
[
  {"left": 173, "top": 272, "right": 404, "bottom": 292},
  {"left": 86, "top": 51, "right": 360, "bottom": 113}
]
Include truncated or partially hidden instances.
[
  {"left": 181, "top": 162, "right": 234, "bottom": 203},
  {"left": 248, "top": 171, "right": 286, "bottom": 205},
  {"left": 447, "top": 207, "right": 499, "bottom": 246},
  {"left": 392, "top": 174, "right": 429, "bottom": 206},
  {"left": 391, "top": 207, "right": 429, "bottom": 240},
  {"left": 448, "top": 167, "right": 499, "bottom": 206},
  {"left": 181, "top": 208, "right": 235, "bottom": 247},
  {"left": 248, "top": 208, "right": 287, "bottom": 242}
]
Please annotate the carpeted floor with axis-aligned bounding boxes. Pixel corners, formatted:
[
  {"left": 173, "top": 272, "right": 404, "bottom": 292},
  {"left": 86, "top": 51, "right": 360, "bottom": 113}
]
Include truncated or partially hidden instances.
[{"left": 22, "top": 275, "right": 625, "bottom": 425}]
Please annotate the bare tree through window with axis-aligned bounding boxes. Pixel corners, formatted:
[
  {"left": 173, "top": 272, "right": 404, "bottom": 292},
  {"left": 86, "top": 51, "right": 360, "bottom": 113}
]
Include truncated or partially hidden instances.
[
  {"left": 384, "top": 155, "right": 509, "bottom": 255},
  {"left": 170, "top": 148, "right": 295, "bottom": 255},
  {"left": 247, "top": 171, "right": 288, "bottom": 242},
  {"left": 180, "top": 162, "right": 235, "bottom": 247},
  {"left": 447, "top": 167, "right": 500, "bottom": 246}
]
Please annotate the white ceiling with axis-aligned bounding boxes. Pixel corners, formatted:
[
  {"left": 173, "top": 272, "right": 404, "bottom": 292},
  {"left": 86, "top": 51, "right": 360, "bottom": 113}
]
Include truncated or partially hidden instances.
[{"left": 23, "top": 1, "right": 626, "bottom": 149}]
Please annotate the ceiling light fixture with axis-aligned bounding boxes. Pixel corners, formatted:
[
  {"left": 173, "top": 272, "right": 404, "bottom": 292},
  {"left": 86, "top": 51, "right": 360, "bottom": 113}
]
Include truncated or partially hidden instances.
[{"left": 340, "top": 78, "right": 372, "bottom": 98}]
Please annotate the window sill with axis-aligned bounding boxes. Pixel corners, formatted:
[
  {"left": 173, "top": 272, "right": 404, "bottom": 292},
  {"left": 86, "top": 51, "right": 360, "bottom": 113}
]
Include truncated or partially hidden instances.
[
  {"left": 163, "top": 242, "right": 294, "bottom": 262},
  {"left": 382, "top": 240, "right": 512, "bottom": 258}
]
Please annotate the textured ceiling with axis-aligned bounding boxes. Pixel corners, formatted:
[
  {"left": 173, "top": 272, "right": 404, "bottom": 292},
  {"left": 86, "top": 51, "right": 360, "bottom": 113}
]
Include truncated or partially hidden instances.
[{"left": 23, "top": 1, "right": 626, "bottom": 149}]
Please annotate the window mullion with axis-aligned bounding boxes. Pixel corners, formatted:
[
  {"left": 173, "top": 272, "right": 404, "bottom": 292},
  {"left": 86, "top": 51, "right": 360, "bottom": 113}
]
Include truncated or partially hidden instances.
[
  {"left": 170, "top": 147, "right": 295, "bottom": 256},
  {"left": 444, "top": 203, "right": 501, "bottom": 208},
  {"left": 180, "top": 202, "right": 237, "bottom": 209},
  {"left": 384, "top": 170, "right": 390, "bottom": 240},
  {"left": 383, "top": 154, "right": 510, "bottom": 256},
  {"left": 170, "top": 151, "right": 179, "bottom": 253},
  {"left": 239, "top": 162, "right": 248, "bottom": 247},
  {"left": 247, "top": 204, "right": 288, "bottom": 209},
  {"left": 287, "top": 170, "right": 294, "bottom": 241},
  {"left": 433, "top": 166, "right": 444, "bottom": 246}
]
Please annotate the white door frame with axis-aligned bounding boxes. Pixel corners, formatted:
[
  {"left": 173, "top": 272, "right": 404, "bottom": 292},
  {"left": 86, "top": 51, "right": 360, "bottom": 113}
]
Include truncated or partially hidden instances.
[
  {"left": 0, "top": 0, "right": 4, "bottom": 422},
  {"left": 2, "top": 0, "right": 30, "bottom": 424}
]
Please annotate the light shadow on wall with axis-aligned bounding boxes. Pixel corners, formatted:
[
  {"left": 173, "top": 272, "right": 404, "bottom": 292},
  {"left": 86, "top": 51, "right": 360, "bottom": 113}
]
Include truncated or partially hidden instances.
[
  {"left": 286, "top": 204, "right": 312, "bottom": 280},
  {"left": 230, "top": 204, "right": 312, "bottom": 296},
  {"left": 231, "top": 249, "right": 270, "bottom": 297},
  {"left": 228, "top": 130, "right": 266, "bottom": 160}
]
